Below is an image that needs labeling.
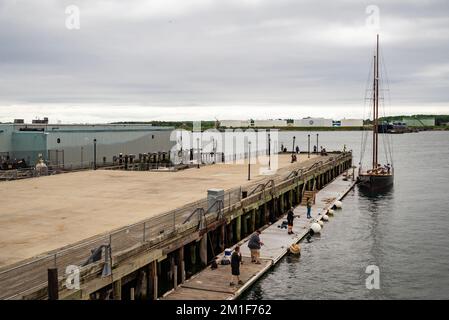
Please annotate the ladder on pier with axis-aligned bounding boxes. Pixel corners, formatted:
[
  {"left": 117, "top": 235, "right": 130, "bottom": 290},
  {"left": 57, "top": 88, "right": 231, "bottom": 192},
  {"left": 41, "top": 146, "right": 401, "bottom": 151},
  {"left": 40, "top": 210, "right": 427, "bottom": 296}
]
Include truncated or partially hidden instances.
[{"left": 301, "top": 179, "right": 317, "bottom": 205}]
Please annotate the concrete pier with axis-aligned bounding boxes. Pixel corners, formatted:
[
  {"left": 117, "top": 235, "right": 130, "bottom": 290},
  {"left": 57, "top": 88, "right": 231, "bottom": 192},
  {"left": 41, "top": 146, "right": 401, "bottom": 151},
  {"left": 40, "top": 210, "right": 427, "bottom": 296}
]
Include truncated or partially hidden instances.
[{"left": 0, "top": 152, "right": 352, "bottom": 300}]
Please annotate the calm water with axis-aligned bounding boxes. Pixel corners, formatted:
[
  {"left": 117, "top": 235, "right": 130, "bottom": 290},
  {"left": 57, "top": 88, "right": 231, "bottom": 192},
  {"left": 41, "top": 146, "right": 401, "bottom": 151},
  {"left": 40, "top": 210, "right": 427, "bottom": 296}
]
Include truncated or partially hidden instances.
[{"left": 242, "top": 130, "right": 449, "bottom": 299}]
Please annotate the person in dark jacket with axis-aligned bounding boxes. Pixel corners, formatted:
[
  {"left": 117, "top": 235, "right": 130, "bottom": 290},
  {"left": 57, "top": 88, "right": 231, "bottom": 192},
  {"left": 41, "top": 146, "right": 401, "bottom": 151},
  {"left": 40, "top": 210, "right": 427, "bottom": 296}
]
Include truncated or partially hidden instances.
[
  {"left": 248, "top": 230, "right": 264, "bottom": 264},
  {"left": 287, "top": 207, "right": 297, "bottom": 234},
  {"left": 230, "top": 245, "right": 243, "bottom": 286}
]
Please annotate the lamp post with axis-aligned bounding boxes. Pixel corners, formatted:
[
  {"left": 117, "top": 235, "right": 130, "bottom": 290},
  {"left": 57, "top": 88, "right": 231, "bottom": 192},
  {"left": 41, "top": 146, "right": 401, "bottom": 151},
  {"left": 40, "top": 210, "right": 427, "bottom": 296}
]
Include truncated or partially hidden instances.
[
  {"left": 180, "top": 133, "right": 184, "bottom": 165},
  {"left": 212, "top": 137, "right": 216, "bottom": 164},
  {"left": 268, "top": 133, "right": 271, "bottom": 170},
  {"left": 292, "top": 136, "right": 296, "bottom": 154},
  {"left": 316, "top": 133, "right": 319, "bottom": 154},
  {"left": 93, "top": 138, "right": 97, "bottom": 170},
  {"left": 197, "top": 138, "right": 200, "bottom": 169},
  {"left": 248, "top": 141, "right": 251, "bottom": 181},
  {"left": 307, "top": 134, "right": 310, "bottom": 158}
]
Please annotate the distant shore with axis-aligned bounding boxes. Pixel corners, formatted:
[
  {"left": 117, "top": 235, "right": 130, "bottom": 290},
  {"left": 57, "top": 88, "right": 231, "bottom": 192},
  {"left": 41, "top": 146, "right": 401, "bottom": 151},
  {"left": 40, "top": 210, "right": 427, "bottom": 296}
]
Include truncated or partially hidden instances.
[{"left": 217, "top": 126, "right": 449, "bottom": 132}]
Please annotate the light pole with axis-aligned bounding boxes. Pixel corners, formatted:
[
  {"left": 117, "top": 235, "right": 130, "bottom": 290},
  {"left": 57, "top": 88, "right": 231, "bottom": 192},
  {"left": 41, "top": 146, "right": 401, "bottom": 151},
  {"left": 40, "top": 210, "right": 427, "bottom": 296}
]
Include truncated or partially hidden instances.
[
  {"left": 248, "top": 141, "right": 251, "bottom": 181},
  {"left": 180, "top": 133, "right": 184, "bottom": 165},
  {"left": 197, "top": 138, "right": 200, "bottom": 169},
  {"left": 93, "top": 138, "right": 97, "bottom": 170},
  {"left": 292, "top": 136, "right": 296, "bottom": 154},
  {"left": 268, "top": 133, "right": 271, "bottom": 170},
  {"left": 212, "top": 137, "right": 216, "bottom": 164},
  {"left": 307, "top": 134, "right": 310, "bottom": 158},
  {"left": 316, "top": 133, "right": 319, "bottom": 154}
]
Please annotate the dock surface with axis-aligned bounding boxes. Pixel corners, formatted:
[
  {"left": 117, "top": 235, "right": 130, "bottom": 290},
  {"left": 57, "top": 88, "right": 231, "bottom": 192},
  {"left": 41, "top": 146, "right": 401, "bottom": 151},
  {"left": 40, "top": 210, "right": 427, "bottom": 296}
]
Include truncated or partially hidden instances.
[
  {"left": 162, "top": 173, "right": 356, "bottom": 300},
  {"left": 0, "top": 154, "right": 320, "bottom": 268}
]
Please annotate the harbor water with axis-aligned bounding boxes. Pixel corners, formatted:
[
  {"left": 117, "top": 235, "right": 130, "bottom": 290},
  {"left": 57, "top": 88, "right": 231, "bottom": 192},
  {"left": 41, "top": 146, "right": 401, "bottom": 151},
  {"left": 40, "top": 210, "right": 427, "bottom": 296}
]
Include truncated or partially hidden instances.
[{"left": 242, "top": 130, "right": 449, "bottom": 299}]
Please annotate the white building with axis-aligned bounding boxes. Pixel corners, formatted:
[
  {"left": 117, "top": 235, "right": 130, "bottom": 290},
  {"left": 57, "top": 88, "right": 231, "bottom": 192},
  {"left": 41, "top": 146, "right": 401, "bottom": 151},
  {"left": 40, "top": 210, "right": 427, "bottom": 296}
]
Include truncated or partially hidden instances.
[
  {"left": 293, "top": 118, "right": 333, "bottom": 127},
  {"left": 253, "top": 119, "right": 288, "bottom": 127},
  {"left": 219, "top": 120, "right": 251, "bottom": 128},
  {"left": 340, "top": 119, "right": 364, "bottom": 127}
]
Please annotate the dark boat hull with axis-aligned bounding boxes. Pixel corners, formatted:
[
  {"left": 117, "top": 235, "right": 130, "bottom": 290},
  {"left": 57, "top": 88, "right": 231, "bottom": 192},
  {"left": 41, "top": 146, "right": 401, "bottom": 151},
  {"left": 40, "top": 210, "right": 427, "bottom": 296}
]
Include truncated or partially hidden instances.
[{"left": 358, "top": 173, "right": 394, "bottom": 191}]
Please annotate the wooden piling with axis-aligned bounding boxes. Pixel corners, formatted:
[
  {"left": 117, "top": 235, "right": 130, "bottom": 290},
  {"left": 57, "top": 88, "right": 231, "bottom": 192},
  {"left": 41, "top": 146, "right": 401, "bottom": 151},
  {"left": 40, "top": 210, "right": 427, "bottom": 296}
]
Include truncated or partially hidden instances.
[
  {"left": 199, "top": 234, "right": 207, "bottom": 266},
  {"left": 220, "top": 224, "right": 225, "bottom": 252},
  {"left": 173, "top": 265, "right": 178, "bottom": 289},
  {"left": 235, "top": 215, "right": 241, "bottom": 241},
  {"left": 250, "top": 210, "right": 256, "bottom": 233},
  {"left": 177, "top": 247, "right": 184, "bottom": 285},
  {"left": 47, "top": 268, "right": 59, "bottom": 300},
  {"left": 113, "top": 279, "right": 122, "bottom": 300}
]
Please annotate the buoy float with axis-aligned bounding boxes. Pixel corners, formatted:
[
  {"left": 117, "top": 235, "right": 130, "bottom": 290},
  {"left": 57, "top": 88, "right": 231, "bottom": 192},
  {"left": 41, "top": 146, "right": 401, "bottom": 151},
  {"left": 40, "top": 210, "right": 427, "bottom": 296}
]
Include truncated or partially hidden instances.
[
  {"left": 317, "top": 220, "right": 324, "bottom": 227},
  {"left": 289, "top": 243, "right": 301, "bottom": 255},
  {"left": 322, "top": 214, "right": 329, "bottom": 221},
  {"left": 334, "top": 200, "right": 343, "bottom": 209},
  {"left": 328, "top": 209, "right": 335, "bottom": 216},
  {"left": 311, "top": 222, "right": 322, "bottom": 233}
]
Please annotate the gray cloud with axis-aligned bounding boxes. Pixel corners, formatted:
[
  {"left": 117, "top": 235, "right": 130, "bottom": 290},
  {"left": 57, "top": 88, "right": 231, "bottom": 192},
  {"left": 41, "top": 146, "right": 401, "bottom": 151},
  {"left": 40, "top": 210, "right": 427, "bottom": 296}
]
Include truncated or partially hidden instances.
[{"left": 0, "top": 0, "right": 448, "bottom": 122}]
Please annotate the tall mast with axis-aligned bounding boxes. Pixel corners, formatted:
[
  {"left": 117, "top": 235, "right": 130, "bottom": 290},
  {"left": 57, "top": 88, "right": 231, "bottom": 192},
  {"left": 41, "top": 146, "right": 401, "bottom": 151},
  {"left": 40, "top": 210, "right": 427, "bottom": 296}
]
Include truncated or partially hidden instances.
[
  {"left": 372, "top": 53, "right": 376, "bottom": 170},
  {"left": 375, "top": 35, "right": 379, "bottom": 168},
  {"left": 372, "top": 34, "right": 379, "bottom": 170}
]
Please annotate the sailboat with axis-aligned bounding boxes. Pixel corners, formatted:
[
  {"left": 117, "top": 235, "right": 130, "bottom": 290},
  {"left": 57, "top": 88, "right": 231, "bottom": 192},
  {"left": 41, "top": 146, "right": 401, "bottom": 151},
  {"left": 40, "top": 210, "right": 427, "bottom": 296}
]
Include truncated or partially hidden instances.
[{"left": 358, "top": 34, "right": 394, "bottom": 190}]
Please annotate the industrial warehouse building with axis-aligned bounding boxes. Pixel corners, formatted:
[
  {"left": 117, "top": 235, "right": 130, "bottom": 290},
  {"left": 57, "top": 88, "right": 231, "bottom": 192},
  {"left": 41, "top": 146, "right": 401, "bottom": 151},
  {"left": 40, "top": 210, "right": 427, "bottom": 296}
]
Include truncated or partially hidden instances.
[
  {"left": 0, "top": 121, "right": 175, "bottom": 169},
  {"left": 333, "top": 119, "right": 364, "bottom": 127},
  {"left": 253, "top": 119, "right": 288, "bottom": 127},
  {"left": 293, "top": 117, "right": 333, "bottom": 127},
  {"left": 219, "top": 120, "right": 251, "bottom": 128}
]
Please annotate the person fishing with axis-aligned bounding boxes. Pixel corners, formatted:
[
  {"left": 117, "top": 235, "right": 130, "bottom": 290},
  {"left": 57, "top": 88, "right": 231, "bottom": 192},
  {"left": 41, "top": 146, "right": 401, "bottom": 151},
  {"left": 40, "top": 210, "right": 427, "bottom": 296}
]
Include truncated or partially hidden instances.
[
  {"left": 230, "top": 245, "right": 243, "bottom": 286},
  {"left": 306, "top": 198, "right": 312, "bottom": 219},
  {"left": 287, "top": 207, "right": 298, "bottom": 235},
  {"left": 247, "top": 230, "right": 264, "bottom": 264}
]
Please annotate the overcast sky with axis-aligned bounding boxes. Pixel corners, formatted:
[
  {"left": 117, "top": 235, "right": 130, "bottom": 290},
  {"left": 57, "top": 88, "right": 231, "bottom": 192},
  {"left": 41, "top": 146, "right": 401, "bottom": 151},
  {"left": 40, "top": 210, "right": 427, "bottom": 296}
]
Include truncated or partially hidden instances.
[{"left": 0, "top": 0, "right": 448, "bottom": 123}]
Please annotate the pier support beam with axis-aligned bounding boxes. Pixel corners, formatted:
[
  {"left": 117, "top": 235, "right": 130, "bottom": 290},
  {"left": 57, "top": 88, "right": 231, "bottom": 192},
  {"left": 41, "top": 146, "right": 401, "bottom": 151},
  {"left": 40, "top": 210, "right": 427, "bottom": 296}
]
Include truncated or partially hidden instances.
[
  {"left": 176, "top": 247, "right": 185, "bottom": 285},
  {"left": 235, "top": 215, "right": 241, "bottom": 241},
  {"left": 263, "top": 202, "right": 268, "bottom": 225},
  {"left": 296, "top": 185, "right": 300, "bottom": 204},
  {"left": 220, "top": 224, "right": 225, "bottom": 252},
  {"left": 250, "top": 209, "right": 256, "bottom": 233},
  {"left": 113, "top": 279, "right": 122, "bottom": 300},
  {"left": 146, "top": 261, "right": 157, "bottom": 300},
  {"left": 47, "top": 268, "right": 59, "bottom": 300},
  {"left": 199, "top": 234, "right": 208, "bottom": 267},
  {"left": 227, "top": 222, "right": 233, "bottom": 246},
  {"left": 242, "top": 214, "right": 248, "bottom": 236},
  {"left": 173, "top": 265, "right": 178, "bottom": 289},
  {"left": 255, "top": 207, "right": 260, "bottom": 229},
  {"left": 289, "top": 190, "right": 293, "bottom": 208},
  {"left": 135, "top": 270, "right": 147, "bottom": 300},
  {"left": 280, "top": 195, "right": 284, "bottom": 214}
]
